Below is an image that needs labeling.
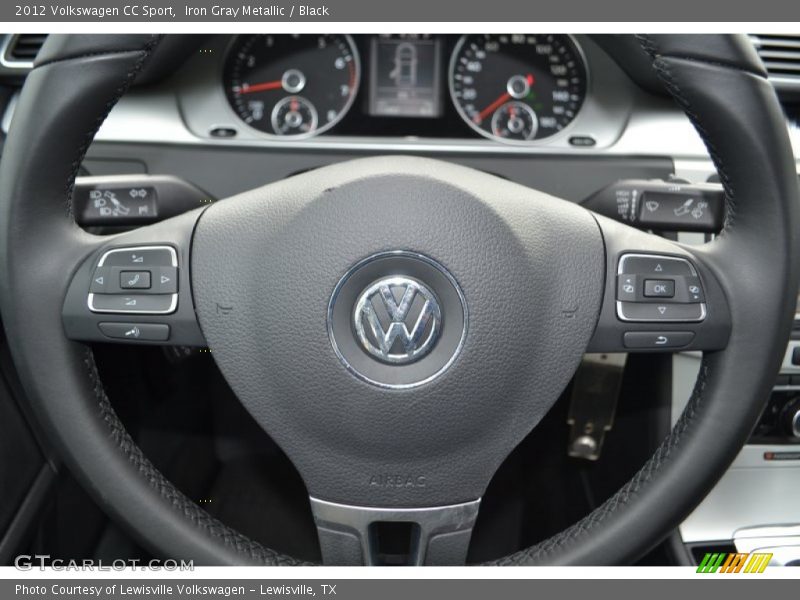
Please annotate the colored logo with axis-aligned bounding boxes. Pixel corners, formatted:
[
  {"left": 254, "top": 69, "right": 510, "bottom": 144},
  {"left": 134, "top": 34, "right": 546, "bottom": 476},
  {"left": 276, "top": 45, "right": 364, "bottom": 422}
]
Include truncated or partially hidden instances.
[{"left": 697, "top": 552, "right": 772, "bottom": 573}]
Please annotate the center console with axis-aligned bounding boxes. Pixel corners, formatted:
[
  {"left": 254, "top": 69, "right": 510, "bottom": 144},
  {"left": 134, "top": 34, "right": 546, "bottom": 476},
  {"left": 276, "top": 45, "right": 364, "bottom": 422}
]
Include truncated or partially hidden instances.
[
  {"left": 677, "top": 299, "right": 800, "bottom": 563},
  {"left": 752, "top": 303, "right": 800, "bottom": 448}
]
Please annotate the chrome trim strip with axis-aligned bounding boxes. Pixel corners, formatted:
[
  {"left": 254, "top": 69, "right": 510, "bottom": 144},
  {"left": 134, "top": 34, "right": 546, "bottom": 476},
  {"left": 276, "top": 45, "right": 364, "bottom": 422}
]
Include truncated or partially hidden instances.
[
  {"left": 87, "top": 292, "right": 178, "bottom": 315},
  {"left": 615, "top": 300, "right": 707, "bottom": 323},
  {"left": 735, "top": 524, "right": 800, "bottom": 567},
  {"left": 8, "top": 89, "right": 799, "bottom": 162},
  {"left": 0, "top": 35, "right": 35, "bottom": 70},
  {"left": 1, "top": 93, "right": 16, "bottom": 134},
  {"left": 310, "top": 496, "right": 480, "bottom": 566},
  {"left": 780, "top": 340, "right": 800, "bottom": 373},
  {"left": 749, "top": 33, "right": 800, "bottom": 90},
  {"left": 97, "top": 245, "right": 178, "bottom": 268},
  {"left": 680, "top": 454, "right": 800, "bottom": 543}
]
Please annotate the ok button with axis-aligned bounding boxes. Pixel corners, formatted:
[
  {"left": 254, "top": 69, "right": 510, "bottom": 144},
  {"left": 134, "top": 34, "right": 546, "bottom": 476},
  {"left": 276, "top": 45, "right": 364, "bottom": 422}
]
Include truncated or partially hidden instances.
[{"left": 644, "top": 279, "right": 675, "bottom": 298}]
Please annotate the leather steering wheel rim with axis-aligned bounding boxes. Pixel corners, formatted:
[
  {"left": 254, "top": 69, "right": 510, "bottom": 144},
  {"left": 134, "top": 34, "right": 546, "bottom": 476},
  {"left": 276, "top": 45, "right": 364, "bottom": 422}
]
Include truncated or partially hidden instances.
[{"left": 0, "top": 33, "right": 797, "bottom": 565}]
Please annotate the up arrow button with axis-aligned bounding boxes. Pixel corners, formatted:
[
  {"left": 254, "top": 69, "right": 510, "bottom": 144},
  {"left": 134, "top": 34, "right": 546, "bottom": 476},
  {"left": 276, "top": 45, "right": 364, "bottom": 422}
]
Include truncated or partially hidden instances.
[{"left": 618, "top": 255, "right": 694, "bottom": 277}]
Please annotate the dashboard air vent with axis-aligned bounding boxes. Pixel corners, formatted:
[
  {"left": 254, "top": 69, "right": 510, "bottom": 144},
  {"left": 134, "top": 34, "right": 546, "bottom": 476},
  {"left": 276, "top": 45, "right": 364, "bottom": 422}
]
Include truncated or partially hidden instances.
[
  {"left": 750, "top": 34, "right": 800, "bottom": 88},
  {"left": 2, "top": 34, "right": 47, "bottom": 68}
]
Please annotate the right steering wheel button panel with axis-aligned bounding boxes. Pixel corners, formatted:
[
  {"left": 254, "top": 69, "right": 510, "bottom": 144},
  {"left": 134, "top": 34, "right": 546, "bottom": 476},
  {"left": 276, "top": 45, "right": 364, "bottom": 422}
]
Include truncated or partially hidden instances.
[{"left": 616, "top": 254, "right": 706, "bottom": 322}]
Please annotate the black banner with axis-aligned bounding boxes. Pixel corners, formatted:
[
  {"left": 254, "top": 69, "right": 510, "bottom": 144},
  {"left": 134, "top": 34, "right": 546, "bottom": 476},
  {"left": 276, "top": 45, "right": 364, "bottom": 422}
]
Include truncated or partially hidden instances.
[
  {"left": 4, "top": 578, "right": 796, "bottom": 600},
  {"left": 3, "top": 0, "right": 800, "bottom": 22}
]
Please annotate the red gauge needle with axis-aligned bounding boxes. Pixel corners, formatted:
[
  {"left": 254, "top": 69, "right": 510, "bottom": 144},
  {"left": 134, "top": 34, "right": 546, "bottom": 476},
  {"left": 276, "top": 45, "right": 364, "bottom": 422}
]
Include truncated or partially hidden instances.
[
  {"left": 237, "top": 80, "right": 283, "bottom": 94},
  {"left": 474, "top": 92, "right": 510, "bottom": 124},
  {"left": 473, "top": 74, "right": 535, "bottom": 123}
]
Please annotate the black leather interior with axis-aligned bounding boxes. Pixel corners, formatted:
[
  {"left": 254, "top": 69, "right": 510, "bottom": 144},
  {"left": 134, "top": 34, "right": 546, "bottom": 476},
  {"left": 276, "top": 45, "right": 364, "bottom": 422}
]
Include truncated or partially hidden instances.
[{"left": 0, "top": 34, "right": 797, "bottom": 565}]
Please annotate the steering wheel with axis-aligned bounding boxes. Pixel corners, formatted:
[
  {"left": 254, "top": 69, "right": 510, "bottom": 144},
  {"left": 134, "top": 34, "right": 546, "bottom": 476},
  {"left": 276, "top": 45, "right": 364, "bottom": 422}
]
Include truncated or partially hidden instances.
[{"left": 0, "top": 34, "right": 797, "bottom": 565}]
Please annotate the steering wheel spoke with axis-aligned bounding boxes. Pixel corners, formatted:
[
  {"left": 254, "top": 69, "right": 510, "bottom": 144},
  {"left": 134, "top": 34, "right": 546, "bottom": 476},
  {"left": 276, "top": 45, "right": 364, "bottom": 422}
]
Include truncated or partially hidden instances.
[
  {"left": 311, "top": 497, "right": 480, "bottom": 566},
  {"left": 587, "top": 214, "right": 731, "bottom": 354},
  {"left": 62, "top": 209, "right": 206, "bottom": 347}
]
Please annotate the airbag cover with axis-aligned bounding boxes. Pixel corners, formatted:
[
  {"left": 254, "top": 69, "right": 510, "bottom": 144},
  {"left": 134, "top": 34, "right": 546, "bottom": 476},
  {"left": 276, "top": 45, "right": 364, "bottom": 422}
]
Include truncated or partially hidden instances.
[{"left": 191, "top": 156, "right": 604, "bottom": 507}]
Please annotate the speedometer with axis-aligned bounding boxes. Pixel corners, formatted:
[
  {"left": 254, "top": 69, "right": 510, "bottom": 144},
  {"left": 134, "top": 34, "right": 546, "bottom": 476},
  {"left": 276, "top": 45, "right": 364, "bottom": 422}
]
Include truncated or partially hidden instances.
[
  {"left": 449, "top": 34, "right": 587, "bottom": 143},
  {"left": 224, "top": 34, "right": 360, "bottom": 138}
]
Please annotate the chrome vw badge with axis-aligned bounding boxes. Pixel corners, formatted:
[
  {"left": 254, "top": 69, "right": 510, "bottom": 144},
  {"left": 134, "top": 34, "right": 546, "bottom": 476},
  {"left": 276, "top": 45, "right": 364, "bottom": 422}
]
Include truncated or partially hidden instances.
[
  {"left": 328, "top": 251, "right": 466, "bottom": 388},
  {"left": 353, "top": 276, "right": 442, "bottom": 364}
]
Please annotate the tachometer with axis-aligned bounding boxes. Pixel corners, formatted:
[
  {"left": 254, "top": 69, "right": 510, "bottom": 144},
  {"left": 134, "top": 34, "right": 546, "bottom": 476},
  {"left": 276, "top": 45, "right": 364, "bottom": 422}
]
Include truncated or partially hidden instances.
[
  {"left": 449, "top": 34, "right": 587, "bottom": 143},
  {"left": 224, "top": 34, "right": 360, "bottom": 137}
]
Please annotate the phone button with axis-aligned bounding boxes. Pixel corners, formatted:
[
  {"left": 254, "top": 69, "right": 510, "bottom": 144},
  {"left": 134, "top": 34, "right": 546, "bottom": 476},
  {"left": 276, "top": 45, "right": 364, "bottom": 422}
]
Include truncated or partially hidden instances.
[{"left": 120, "top": 270, "right": 151, "bottom": 289}]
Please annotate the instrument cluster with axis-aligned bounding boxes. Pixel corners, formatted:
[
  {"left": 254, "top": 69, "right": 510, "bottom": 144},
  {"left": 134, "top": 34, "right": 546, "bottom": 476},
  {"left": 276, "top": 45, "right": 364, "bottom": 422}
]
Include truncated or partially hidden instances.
[{"left": 222, "top": 34, "right": 589, "bottom": 144}]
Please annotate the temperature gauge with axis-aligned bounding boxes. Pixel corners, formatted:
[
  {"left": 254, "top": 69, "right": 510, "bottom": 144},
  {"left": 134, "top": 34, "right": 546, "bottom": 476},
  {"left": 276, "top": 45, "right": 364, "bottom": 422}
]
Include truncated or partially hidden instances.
[
  {"left": 490, "top": 101, "right": 538, "bottom": 141},
  {"left": 270, "top": 96, "right": 319, "bottom": 136}
]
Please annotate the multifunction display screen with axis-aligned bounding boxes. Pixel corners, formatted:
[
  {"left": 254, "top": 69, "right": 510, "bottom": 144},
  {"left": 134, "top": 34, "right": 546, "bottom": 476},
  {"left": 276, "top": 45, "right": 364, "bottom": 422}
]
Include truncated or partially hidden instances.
[{"left": 368, "top": 35, "right": 443, "bottom": 118}]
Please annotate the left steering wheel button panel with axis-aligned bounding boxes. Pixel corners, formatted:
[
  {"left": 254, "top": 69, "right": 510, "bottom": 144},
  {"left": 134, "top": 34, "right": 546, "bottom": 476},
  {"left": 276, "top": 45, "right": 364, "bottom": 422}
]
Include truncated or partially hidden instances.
[{"left": 88, "top": 246, "right": 178, "bottom": 314}]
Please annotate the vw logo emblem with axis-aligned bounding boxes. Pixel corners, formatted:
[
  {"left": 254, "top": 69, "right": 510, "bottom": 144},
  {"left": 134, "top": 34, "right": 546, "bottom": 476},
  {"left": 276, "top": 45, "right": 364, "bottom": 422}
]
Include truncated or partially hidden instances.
[
  {"left": 327, "top": 250, "right": 466, "bottom": 389},
  {"left": 353, "top": 276, "right": 442, "bottom": 364}
]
